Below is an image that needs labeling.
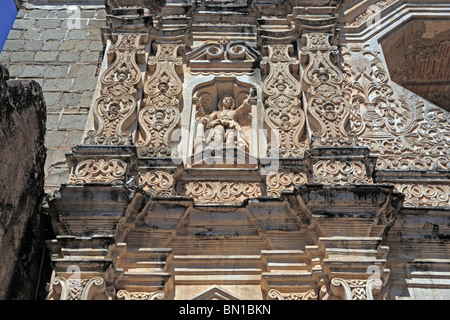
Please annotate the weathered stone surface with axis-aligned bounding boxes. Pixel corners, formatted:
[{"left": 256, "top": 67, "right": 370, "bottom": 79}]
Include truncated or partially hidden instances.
[
  {"left": 0, "top": 4, "right": 106, "bottom": 196},
  {"left": 0, "top": 64, "right": 50, "bottom": 300}
]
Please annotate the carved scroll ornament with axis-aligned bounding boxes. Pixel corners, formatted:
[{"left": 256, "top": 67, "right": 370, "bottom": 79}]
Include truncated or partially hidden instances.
[
  {"left": 137, "top": 44, "right": 183, "bottom": 158},
  {"left": 184, "top": 181, "right": 262, "bottom": 204},
  {"left": 116, "top": 289, "right": 165, "bottom": 300},
  {"left": 267, "top": 289, "right": 318, "bottom": 300},
  {"left": 266, "top": 171, "right": 308, "bottom": 197},
  {"left": 302, "top": 33, "right": 356, "bottom": 148},
  {"left": 395, "top": 184, "right": 450, "bottom": 207},
  {"left": 139, "top": 171, "right": 174, "bottom": 196},
  {"left": 261, "top": 44, "right": 308, "bottom": 158},
  {"left": 46, "top": 277, "right": 115, "bottom": 300},
  {"left": 68, "top": 159, "right": 127, "bottom": 184},
  {"left": 313, "top": 160, "right": 373, "bottom": 185},
  {"left": 85, "top": 33, "right": 147, "bottom": 145}
]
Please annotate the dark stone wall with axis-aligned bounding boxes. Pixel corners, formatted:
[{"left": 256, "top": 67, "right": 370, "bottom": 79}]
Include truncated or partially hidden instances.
[{"left": 0, "top": 64, "right": 51, "bottom": 300}]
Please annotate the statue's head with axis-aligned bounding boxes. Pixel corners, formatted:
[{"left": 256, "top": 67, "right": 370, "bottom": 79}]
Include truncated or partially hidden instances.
[{"left": 220, "top": 96, "right": 235, "bottom": 110}]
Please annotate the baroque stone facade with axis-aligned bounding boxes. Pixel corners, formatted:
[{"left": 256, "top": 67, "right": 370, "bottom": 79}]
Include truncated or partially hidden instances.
[{"left": 2, "top": 0, "right": 450, "bottom": 300}]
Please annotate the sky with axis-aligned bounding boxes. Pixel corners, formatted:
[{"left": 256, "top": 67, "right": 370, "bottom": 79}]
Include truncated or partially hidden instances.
[{"left": 0, "top": 0, "right": 18, "bottom": 52}]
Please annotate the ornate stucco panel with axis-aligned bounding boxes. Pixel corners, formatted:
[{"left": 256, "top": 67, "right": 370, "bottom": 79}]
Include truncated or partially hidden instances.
[
  {"left": 136, "top": 43, "right": 183, "bottom": 158},
  {"left": 85, "top": 33, "right": 148, "bottom": 146},
  {"left": 261, "top": 43, "right": 308, "bottom": 158},
  {"left": 301, "top": 32, "right": 357, "bottom": 148}
]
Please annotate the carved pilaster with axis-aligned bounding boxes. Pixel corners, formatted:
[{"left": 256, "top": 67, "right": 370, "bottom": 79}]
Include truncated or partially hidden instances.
[
  {"left": 137, "top": 43, "right": 183, "bottom": 158},
  {"left": 85, "top": 33, "right": 147, "bottom": 145},
  {"left": 261, "top": 44, "right": 308, "bottom": 158},
  {"left": 301, "top": 33, "right": 357, "bottom": 148}
]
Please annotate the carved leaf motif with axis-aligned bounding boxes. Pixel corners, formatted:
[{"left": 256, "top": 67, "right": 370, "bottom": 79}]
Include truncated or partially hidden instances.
[{"left": 302, "top": 33, "right": 353, "bottom": 147}]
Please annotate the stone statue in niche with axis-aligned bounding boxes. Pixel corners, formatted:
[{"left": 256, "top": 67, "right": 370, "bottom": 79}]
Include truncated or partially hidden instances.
[
  {"left": 196, "top": 91, "right": 253, "bottom": 152},
  {"left": 197, "top": 94, "right": 252, "bottom": 151}
]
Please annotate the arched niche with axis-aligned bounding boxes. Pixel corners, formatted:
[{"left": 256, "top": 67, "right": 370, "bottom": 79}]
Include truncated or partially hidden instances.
[{"left": 187, "top": 77, "right": 259, "bottom": 168}]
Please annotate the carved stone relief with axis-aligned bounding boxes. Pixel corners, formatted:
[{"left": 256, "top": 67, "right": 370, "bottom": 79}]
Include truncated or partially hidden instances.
[
  {"left": 186, "top": 39, "right": 259, "bottom": 75},
  {"left": 85, "top": 33, "right": 147, "bottom": 145},
  {"left": 68, "top": 159, "right": 127, "bottom": 185},
  {"left": 116, "top": 290, "right": 165, "bottom": 300},
  {"left": 342, "top": 44, "right": 450, "bottom": 171},
  {"left": 345, "top": 0, "right": 396, "bottom": 27},
  {"left": 327, "top": 278, "right": 383, "bottom": 300},
  {"left": 267, "top": 289, "right": 318, "bottom": 300},
  {"left": 395, "top": 184, "right": 450, "bottom": 207},
  {"left": 139, "top": 171, "right": 174, "bottom": 196},
  {"left": 313, "top": 160, "right": 373, "bottom": 185},
  {"left": 184, "top": 181, "right": 262, "bottom": 204},
  {"left": 266, "top": 171, "right": 308, "bottom": 197},
  {"left": 46, "top": 277, "right": 115, "bottom": 300},
  {"left": 261, "top": 44, "right": 308, "bottom": 158},
  {"left": 302, "top": 33, "right": 357, "bottom": 148},
  {"left": 192, "top": 78, "right": 256, "bottom": 160},
  {"left": 137, "top": 43, "right": 183, "bottom": 158}
]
